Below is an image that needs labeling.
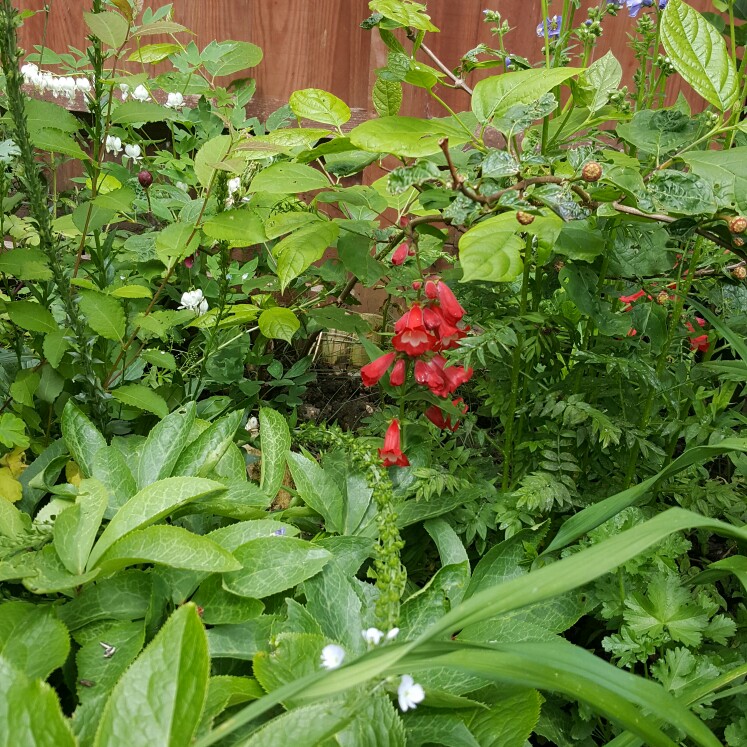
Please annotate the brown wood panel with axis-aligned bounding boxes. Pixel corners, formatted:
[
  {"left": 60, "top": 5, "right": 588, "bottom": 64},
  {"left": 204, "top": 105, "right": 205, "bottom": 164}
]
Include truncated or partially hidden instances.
[{"left": 16, "top": 0, "right": 720, "bottom": 119}]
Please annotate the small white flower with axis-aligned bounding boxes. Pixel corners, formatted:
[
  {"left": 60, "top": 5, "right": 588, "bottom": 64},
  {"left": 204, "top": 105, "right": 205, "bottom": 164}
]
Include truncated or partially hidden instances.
[
  {"left": 20, "top": 62, "right": 40, "bottom": 86},
  {"left": 131, "top": 84, "right": 150, "bottom": 102},
  {"left": 39, "top": 71, "right": 54, "bottom": 91},
  {"left": 75, "top": 77, "right": 91, "bottom": 93},
  {"left": 244, "top": 416, "right": 259, "bottom": 435},
  {"left": 176, "top": 181, "right": 189, "bottom": 192},
  {"left": 397, "top": 674, "right": 425, "bottom": 712},
  {"left": 320, "top": 644, "right": 345, "bottom": 670},
  {"left": 61, "top": 76, "right": 77, "bottom": 100},
  {"left": 386, "top": 628, "right": 400, "bottom": 641},
  {"left": 178, "top": 289, "right": 208, "bottom": 316},
  {"left": 362, "top": 628, "right": 385, "bottom": 646},
  {"left": 48, "top": 76, "right": 63, "bottom": 97},
  {"left": 105, "top": 135, "right": 123, "bottom": 155},
  {"left": 165, "top": 91, "right": 184, "bottom": 109},
  {"left": 227, "top": 177, "right": 241, "bottom": 195},
  {"left": 124, "top": 143, "right": 142, "bottom": 162},
  {"left": 119, "top": 82, "right": 129, "bottom": 101}
]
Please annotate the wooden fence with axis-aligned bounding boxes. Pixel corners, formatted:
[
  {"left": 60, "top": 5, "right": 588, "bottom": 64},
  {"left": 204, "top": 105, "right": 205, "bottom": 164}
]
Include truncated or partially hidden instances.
[{"left": 17, "top": 0, "right": 715, "bottom": 119}]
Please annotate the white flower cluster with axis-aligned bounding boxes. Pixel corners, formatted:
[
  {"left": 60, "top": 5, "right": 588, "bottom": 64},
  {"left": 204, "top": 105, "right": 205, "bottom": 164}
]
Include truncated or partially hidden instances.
[
  {"left": 178, "top": 289, "right": 208, "bottom": 316},
  {"left": 21, "top": 62, "right": 90, "bottom": 101},
  {"left": 104, "top": 136, "right": 142, "bottom": 163}
]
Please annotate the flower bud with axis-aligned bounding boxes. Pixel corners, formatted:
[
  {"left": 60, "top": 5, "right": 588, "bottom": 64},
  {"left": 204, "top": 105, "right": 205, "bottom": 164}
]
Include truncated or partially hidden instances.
[
  {"left": 734, "top": 237, "right": 746, "bottom": 247},
  {"left": 424, "top": 280, "right": 438, "bottom": 299},
  {"left": 138, "top": 170, "right": 153, "bottom": 189},
  {"left": 516, "top": 211, "right": 535, "bottom": 225},
  {"left": 732, "top": 265, "right": 747, "bottom": 280},
  {"left": 728, "top": 216, "right": 747, "bottom": 235},
  {"left": 581, "top": 161, "right": 603, "bottom": 182},
  {"left": 411, "top": 280, "right": 422, "bottom": 291},
  {"left": 656, "top": 291, "right": 670, "bottom": 305}
]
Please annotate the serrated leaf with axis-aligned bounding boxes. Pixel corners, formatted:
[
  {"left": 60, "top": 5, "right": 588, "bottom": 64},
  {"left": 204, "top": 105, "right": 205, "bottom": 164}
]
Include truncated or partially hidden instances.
[
  {"left": 172, "top": 411, "right": 242, "bottom": 478},
  {"left": 661, "top": 0, "right": 738, "bottom": 111},
  {"left": 258, "top": 307, "right": 300, "bottom": 343},
  {"left": 112, "top": 384, "right": 169, "bottom": 419},
  {"left": 93, "top": 605, "right": 208, "bottom": 747},
  {"left": 286, "top": 451, "right": 343, "bottom": 533},
  {"left": 33, "top": 128, "right": 88, "bottom": 159},
  {"left": 289, "top": 88, "right": 351, "bottom": 127},
  {"left": 79, "top": 290, "right": 126, "bottom": 341},
  {"left": 372, "top": 78, "right": 402, "bottom": 117},
  {"left": 110, "top": 101, "right": 177, "bottom": 124},
  {"left": 109, "top": 285, "right": 152, "bottom": 299},
  {"left": 0, "top": 413, "right": 29, "bottom": 450},
  {"left": 6, "top": 300, "right": 57, "bottom": 333},
  {"left": 370, "top": 0, "right": 438, "bottom": 31},
  {"left": 0, "top": 248, "right": 52, "bottom": 281},
  {"left": 84, "top": 10, "right": 129, "bottom": 47},
  {"left": 194, "top": 134, "right": 234, "bottom": 187}
]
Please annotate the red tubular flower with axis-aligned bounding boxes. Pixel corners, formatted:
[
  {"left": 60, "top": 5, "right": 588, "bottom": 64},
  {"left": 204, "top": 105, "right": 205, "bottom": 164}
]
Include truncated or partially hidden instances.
[
  {"left": 443, "top": 364, "right": 473, "bottom": 393},
  {"left": 689, "top": 334, "right": 709, "bottom": 352},
  {"left": 389, "top": 359, "right": 406, "bottom": 386},
  {"left": 424, "top": 281, "right": 438, "bottom": 299},
  {"left": 391, "top": 243, "right": 408, "bottom": 266},
  {"left": 360, "top": 352, "right": 396, "bottom": 387},
  {"left": 435, "top": 282, "right": 465, "bottom": 324},
  {"left": 379, "top": 419, "right": 409, "bottom": 467},
  {"left": 619, "top": 289, "right": 647, "bottom": 305},
  {"left": 415, "top": 356, "right": 450, "bottom": 397},
  {"left": 393, "top": 304, "right": 437, "bottom": 357},
  {"left": 425, "top": 398, "right": 468, "bottom": 432}
]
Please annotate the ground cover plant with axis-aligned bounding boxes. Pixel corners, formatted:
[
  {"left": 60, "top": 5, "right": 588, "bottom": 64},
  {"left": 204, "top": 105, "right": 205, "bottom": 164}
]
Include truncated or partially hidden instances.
[{"left": 0, "top": 0, "right": 747, "bottom": 744}]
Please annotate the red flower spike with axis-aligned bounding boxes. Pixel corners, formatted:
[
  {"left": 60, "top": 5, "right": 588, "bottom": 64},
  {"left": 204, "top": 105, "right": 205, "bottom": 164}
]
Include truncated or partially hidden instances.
[
  {"left": 435, "top": 282, "right": 465, "bottom": 324},
  {"left": 393, "top": 304, "right": 438, "bottom": 357},
  {"left": 360, "top": 352, "right": 396, "bottom": 387},
  {"left": 424, "top": 281, "right": 438, "bottom": 300},
  {"left": 425, "top": 398, "right": 468, "bottom": 432},
  {"left": 422, "top": 306, "right": 443, "bottom": 331},
  {"left": 379, "top": 419, "right": 409, "bottom": 467},
  {"left": 389, "top": 359, "right": 406, "bottom": 386},
  {"left": 444, "top": 364, "right": 473, "bottom": 393},
  {"left": 415, "top": 357, "right": 450, "bottom": 397},
  {"left": 391, "top": 243, "right": 408, "bottom": 266}
]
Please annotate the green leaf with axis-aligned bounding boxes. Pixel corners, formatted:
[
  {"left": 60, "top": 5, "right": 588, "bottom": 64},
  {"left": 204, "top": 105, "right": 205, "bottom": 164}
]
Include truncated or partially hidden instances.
[
  {"left": 258, "top": 307, "right": 300, "bottom": 343},
  {"left": 274, "top": 219, "right": 340, "bottom": 290},
  {"left": 247, "top": 163, "right": 329, "bottom": 194},
  {"left": 87, "top": 476, "right": 225, "bottom": 568},
  {"left": 581, "top": 51, "right": 623, "bottom": 113},
  {"left": 458, "top": 213, "right": 524, "bottom": 282},
  {"left": 136, "top": 403, "right": 196, "bottom": 488},
  {"left": 109, "top": 285, "right": 152, "bottom": 299},
  {"left": 259, "top": 407, "right": 291, "bottom": 500},
  {"left": 682, "top": 147, "right": 747, "bottom": 213},
  {"left": 83, "top": 10, "right": 129, "bottom": 47},
  {"left": 94, "top": 186, "right": 136, "bottom": 213},
  {"left": 287, "top": 451, "right": 344, "bottom": 533},
  {"left": 289, "top": 88, "right": 351, "bottom": 127},
  {"left": 112, "top": 384, "right": 169, "bottom": 419},
  {"left": 201, "top": 40, "right": 263, "bottom": 76},
  {"left": 372, "top": 78, "right": 402, "bottom": 117},
  {"left": 72, "top": 200, "right": 117, "bottom": 232},
  {"left": 0, "top": 656, "right": 76, "bottom": 747},
  {"left": 25, "top": 98, "right": 80, "bottom": 134},
  {"left": 191, "top": 576, "right": 264, "bottom": 625},
  {"left": 154, "top": 222, "right": 200, "bottom": 267},
  {"left": 173, "top": 411, "right": 242, "bottom": 478},
  {"left": 370, "top": 0, "right": 438, "bottom": 31},
  {"left": 43, "top": 328, "right": 70, "bottom": 369},
  {"left": 194, "top": 134, "right": 234, "bottom": 187},
  {"left": 110, "top": 101, "right": 179, "bottom": 125},
  {"left": 0, "top": 413, "right": 29, "bottom": 450},
  {"left": 406, "top": 714, "right": 481, "bottom": 747},
  {"left": 32, "top": 128, "right": 88, "bottom": 159},
  {"left": 91, "top": 444, "right": 137, "bottom": 516},
  {"left": 54, "top": 478, "right": 108, "bottom": 575},
  {"left": 79, "top": 290, "right": 126, "bottom": 341},
  {"left": 472, "top": 68, "right": 582, "bottom": 124},
  {"left": 0, "top": 601, "right": 70, "bottom": 680},
  {"left": 660, "top": 0, "right": 738, "bottom": 111},
  {"left": 465, "top": 688, "right": 541, "bottom": 747},
  {"left": 94, "top": 525, "right": 241, "bottom": 573},
  {"left": 128, "top": 42, "right": 181, "bottom": 63},
  {"left": 22, "top": 545, "right": 101, "bottom": 594},
  {"left": 0, "top": 248, "right": 52, "bottom": 281},
  {"left": 6, "top": 300, "right": 57, "bottom": 333},
  {"left": 198, "top": 676, "right": 263, "bottom": 733},
  {"left": 223, "top": 537, "right": 332, "bottom": 598},
  {"left": 207, "top": 617, "right": 276, "bottom": 660},
  {"left": 202, "top": 209, "right": 267, "bottom": 244},
  {"left": 350, "top": 116, "right": 469, "bottom": 158},
  {"left": 94, "top": 605, "right": 208, "bottom": 747},
  {"left": 62, "top": 401, "right": 106, "bottom": 479}
]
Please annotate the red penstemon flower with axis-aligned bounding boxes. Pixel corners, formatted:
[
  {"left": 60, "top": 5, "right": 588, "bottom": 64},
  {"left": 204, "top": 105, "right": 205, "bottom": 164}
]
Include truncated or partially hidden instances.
[
  {"left": 393, "top": 304, "right": 438, "bottom": 357},
  {"left": 389, "top": 359, "right": 406, "bottom": 386},
  {"left": 360, "top": 352, "right": 396, "bottom": 387},
  {"left": 425, "top": 398, "right": 468, "bottom": 432},
  {"left": 685, "top": 317, "right": 709, "bottom": 352},
  {"left": 391, "top": 243, "right": 408, "bottom": 266},
  {"left": 379, "top": 419, "right": 409, "bottom": 467}
]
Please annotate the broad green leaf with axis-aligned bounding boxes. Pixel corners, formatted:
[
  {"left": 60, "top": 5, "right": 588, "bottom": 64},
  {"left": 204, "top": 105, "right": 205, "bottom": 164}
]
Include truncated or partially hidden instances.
[
  {"left": 372, "top": 78, "right": 402, "bottom": 117},
  {"left": 464, "top": 689, "right": 541, "bottom": 747},
  {"left": 405, "top": 714, "right": 480, "bottom": 747},
  {"left": 94, "top": 186, "right": 136, "bottom": 213},
  {"left": 223, "top": 537, "right": 332, "bottom": 598},
  {"left": 682, "top": 147, "right": 747, "bottom": 213},
  {"left": 350, "top": 116, "right": 469, "bottom": 158},
  {"left": 22, "top": 545, "right": 101, "bottom": 594},
  {"left": 154, "top": 221, "right": 200, "bottom": 266},
  {"left": 0, "top": 413, "right": 29, "bottom": 450},
  {"left": 206, "top": 616, "right": 276, "bottom": 660},
  {"left": 581, "top": 51, "right": 622, "bottom": 113},
  {"left": 274, "top": 219, "right": 340, "bottom": 290},
  {"left": 661, "top": 0, "right": 738, "bottom": 111},
  {"left": 195, "top": 135, "right": 235, "bottom": 187},
  {"left": 0, "top": 656, "right": 76, "bottom": 747},
  {"left": 62, "top": 402, "right": 106, "bottom": 479},
  {"left": 198, "top": 676, "right": 263, "bottom": 734},
  {"left": 472, "top": 68, "right": 582, "bottom": 124},
  {"left": 693, "top": 555, "right": 747, "bottom": 594},
  {"left": 6, "top": 300, "right": 56, "bottom": 333},
  {"left": 173, "top": 411, "right": 242, "bottom": 478},
  {"left": 286, "top": 451, "right": 343, "bottom": 533},
  {"left": 289, "top": 88, "right": 351, "bottom": 127},
  {"left": 43, "top": 328, "right": 70, "bottom": 368},
  {"left": 370, "top": 0, "right": 438, "bottom": 31},
  {"left": 258, "top": 307, "right": 300, "bottom": 343},
  {"left": 94, "top": 525, "right": 241, "bottom": 573},
  {"left": 87, "top": 476, "right": 225, "bottom": 568},
  {"left": 79, "top": 290, "right": 126, "bottom": 341},
  {"left": 335, "top": 693, "right": 406, "bottom": 747},
  {"left": 191, "top": 576, "right": 264, "bottom": 625},
  {"left": 0, "top": 248, "right": 52, "bottom": 281},
  {"left": 0, "top": 601, "right": 70, "bottom": 680},
  {"left": 128, "top": 42, "right": 181, "bottom": 64},
  {"left": 259, "top": 408, "right": 291, "bottom": 500},
  {"left": 72, "top": 201, "right": 117, "bottom": 232},
  {"left": 247, "top": 163, "right": 329, "bottom": 194},
  {"left": 94, "top": 605, "right": 208, "bottom": 747},
  {"left": 109, "top": 285, "right": 152, "bottom": 299},
  {"left": 459, "top": 213, "right": 524, "bottom": 282},
  {"left": 91, "top": 445, "right": 137, "bottom": 516},
  {"left": 202, "top": 209, "right": 267, "bottom": 244},
  {"left": 201, "top": 40, "right": 263, "bottom": 76},
  {"left": 32, "top": 128, "right": 88, "bottom": 159},
  {"left": 25, "top": 98, "right": 80, "bottom": 134},
  {"left": 424, "top": 518, "right": 469, "bottom": 568},
  {"left": 136, "top": 403, "right": 196, "bottom": 488},
  {"left": 84, "top": 10, "right": 129, "bottom": 47},
  {"left": 264, "top": 211, "right": 321, "bottom": 240},
  {"left": 112, "top": 384, "right": 169, "bottom": 419},
  {"left": 54, "top": 478, "right": 108, "bottom": 575}
]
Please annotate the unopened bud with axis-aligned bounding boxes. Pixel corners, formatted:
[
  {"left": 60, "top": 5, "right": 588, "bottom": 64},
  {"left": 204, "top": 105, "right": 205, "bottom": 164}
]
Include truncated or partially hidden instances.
[
  {"left": 581, "top": 161, "right": 603, "bottom": 182},
  {"left": 424, "top": 280, "right": 438, "bottom": 299},
  {"left": 656, "top": 291, "right": 670, "bottom": 305},
  {"left": 732, "top": 265, "right": 747, "bottom": 280},
  {"left": 412, "top": 280, "right": 422, "bottom": 291},
  {"left": 516, "top": 211, "right": 535, "bottom": 225},
  {"left": 734, "top": 237, "right": 746, "bottom": 247},
  {"left": 138, "top": 170, "right": 153, "bottom": 189},
  {"left": 728, "top": 216, "right": 747, "bottom": 234}
]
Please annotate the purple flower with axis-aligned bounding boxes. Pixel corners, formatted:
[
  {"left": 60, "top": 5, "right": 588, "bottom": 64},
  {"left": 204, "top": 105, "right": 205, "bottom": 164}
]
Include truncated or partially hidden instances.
[
  {"left": 272, "top": 527, "right": 286, "bottom": 536},
  {"left": 626, "top": 0, "right": 653, "bottom": 16},
  {"left": 536, "top": 15, "right": 562, "bottom": 38},
  {"left": 659, "top": 0, "right": 668, "bottom": 8}
]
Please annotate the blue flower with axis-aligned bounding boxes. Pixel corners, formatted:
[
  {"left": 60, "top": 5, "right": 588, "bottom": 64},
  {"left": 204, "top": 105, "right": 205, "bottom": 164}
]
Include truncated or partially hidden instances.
[
  {"left": 659, "top": 0, "right": 668, "bottom": 8},
  {"left": 626, "top": 0, "right": 654, "bottom": 16},
  {"left": 536, "top": 14, "right": 562, "bottom": 38}
]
